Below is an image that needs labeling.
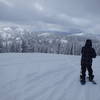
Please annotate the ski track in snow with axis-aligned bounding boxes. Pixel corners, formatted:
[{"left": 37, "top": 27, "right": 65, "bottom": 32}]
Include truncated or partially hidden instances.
[{"left": 0, "top": 53, "right": 100, "bottom": 100}]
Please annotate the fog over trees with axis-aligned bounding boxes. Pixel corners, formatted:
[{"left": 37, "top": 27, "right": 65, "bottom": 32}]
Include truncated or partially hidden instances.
[{"left": 0, "top": 28, "right": 100, "bottom": 55}]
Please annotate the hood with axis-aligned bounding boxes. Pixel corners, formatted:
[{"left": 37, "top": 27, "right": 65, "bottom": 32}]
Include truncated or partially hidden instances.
[{"left": 85, "top": 39, "right": 92, "bottom": 47}]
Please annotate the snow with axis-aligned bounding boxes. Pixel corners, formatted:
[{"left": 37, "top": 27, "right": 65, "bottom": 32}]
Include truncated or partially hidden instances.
[
  {"left": 3, "top": 27, "right": 12, "bottom": 31},
  {"left": 73, "top": 33, "right": 84, "bottom": 36},
  {"left": 38, "top": 33, "right": 51, "bottom": 37},
  {"left": 1, "top": 32, "right": 12, "bottom": 39},
  {"left": 0, "top": 53, "right": 100, "bottom": 100},
  {"left": 60, "top": 39, "right": 68, "bottom": 43}
]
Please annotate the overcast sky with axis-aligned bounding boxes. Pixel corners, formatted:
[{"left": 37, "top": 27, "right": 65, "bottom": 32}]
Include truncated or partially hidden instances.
[{"left": 0, "top": 0, "right": 100, "bottom": 33}]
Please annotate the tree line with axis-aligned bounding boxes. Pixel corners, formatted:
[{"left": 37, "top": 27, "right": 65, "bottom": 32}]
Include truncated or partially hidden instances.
[{"left": 0, "top": 32, "right": 100, "bottom": 55}]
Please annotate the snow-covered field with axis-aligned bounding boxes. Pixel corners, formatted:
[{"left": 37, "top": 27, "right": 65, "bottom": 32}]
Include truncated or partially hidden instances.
[{"left": 0, "top": 53, "right": 100, "bottom": 100}]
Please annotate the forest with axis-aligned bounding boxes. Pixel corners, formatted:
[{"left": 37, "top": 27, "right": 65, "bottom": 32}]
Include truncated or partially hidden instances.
[{"left": 0, "top": 30, "right": 100, "bottom": 55}]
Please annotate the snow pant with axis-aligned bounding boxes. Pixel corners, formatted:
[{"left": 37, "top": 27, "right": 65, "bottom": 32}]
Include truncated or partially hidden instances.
[{"left": 80, "top": 63, "right": 94, "bottom": 81}]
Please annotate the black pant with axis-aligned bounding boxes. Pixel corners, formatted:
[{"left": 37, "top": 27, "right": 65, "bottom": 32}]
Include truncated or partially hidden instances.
[{"left": 80, "top": 63, "right": 94, "bottom": 81}]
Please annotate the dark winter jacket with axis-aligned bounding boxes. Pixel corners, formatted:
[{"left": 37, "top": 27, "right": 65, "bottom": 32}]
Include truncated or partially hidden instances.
[{"left": 81, "top": 40, "right": 96, "bottom": 65}]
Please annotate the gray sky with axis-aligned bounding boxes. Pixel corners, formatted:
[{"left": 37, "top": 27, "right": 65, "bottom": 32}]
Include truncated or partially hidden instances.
[{"left": 0, "top": 0, "right": 100, "bottom": 33}]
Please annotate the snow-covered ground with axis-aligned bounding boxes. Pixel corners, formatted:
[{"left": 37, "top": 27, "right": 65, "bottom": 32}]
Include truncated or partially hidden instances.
[{"left": 0, "top": 53, "right": 100, "bottom": 100}]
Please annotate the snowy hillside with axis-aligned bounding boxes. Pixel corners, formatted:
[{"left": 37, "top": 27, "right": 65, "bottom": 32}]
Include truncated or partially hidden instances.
[
  {"left": 0, "top": 25, "right": 100, "bottom": 55},
  {"left": 0, "top": 53, "right": 100, "bottom": 100}
]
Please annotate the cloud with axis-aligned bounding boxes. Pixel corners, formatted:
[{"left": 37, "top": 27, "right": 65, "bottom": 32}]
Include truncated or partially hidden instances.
[
  {"left": 0, "top": 0, "right": 100, "bottom": 33},
  {"left": 0, "top": 0, "right": 14, "bottom": 7},
  {"left": 34, "top": 2, "right": 44, "bottom": 11}
]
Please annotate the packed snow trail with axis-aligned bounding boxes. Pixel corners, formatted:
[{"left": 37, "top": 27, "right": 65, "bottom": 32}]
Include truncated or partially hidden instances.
[{"left": 0, "top": 53, "right": 100, "bottom": 100}]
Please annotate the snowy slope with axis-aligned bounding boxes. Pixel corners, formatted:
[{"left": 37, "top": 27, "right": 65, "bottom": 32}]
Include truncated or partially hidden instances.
[{"left": 0, "top": 53, "right": 100, "bottom": 100}]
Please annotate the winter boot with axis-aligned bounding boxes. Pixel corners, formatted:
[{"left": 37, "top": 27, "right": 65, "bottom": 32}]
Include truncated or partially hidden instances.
[
  {"left": 89, "top": 75, "right": 94, "bottom": 81},
  {"left": 80, "top": 75, "right": 86, "bottom": 85}
]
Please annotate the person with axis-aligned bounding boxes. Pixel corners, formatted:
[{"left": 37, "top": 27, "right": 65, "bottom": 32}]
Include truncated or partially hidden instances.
[{"left": 80, "top": 39, "right": 96, "bottom": 84}]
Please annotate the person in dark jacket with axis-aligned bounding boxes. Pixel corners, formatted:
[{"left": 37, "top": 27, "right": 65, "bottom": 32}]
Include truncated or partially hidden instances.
[{"left": 80, "top": 39, "right": 96, "bottom": 84}]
